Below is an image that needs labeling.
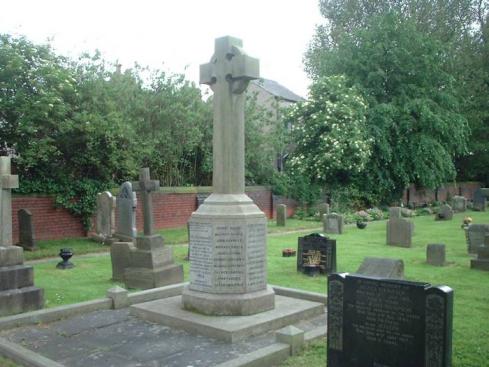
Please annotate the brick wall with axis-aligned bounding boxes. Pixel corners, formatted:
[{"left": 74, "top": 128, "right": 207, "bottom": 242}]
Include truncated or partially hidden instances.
[
  {"left": 402, "top": 182, "right": 481, "bottom": 206},
  {"left": 12, "top": 196, "right": 86, "bottom": 243},
  {"left": 11, "top": 187, "right": 278, "bottom": 242}
]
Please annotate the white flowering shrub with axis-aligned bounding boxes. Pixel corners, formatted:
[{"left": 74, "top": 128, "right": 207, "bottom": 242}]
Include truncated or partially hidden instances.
[{"left": 287, "top": 76, "right": 371, "bottom": 185}]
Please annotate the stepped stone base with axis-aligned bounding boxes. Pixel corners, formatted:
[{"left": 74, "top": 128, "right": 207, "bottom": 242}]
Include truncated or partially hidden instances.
[
  {"left": 182, "top": 285, "right": 275, "bottom": 316},
  {"left": 0, "top": 265, "right": 34, "bottom": 291},
  {"left": 0, "top": 246, "right": 24, "bottom": 267},
  {"left": 0, "top": 286, "right": 44, "bottom": 317},
  {"left": 124, "top": 263, "right": 184, "bottom": 289},
  {"left": 131, "top": 294, "right": 324, "bottom": 343}
]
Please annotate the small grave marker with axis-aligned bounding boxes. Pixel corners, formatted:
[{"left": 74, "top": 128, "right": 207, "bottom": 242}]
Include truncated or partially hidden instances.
[
  {"left": 324, "top": 213, "right": 344, "bottom": 234},
  {"left": 427, "top": 243, "right": 446, "bottom": 266},
  {"left": 387, "top": 207, "right": 413, "bottom": 247},
  {"left": 436, "top": 204, "right": 453, "bottom": 221},
  {"left": 356, "top": 257, "right": 404, "bottom": 279},
  {"left": 18, "top": 208, "right": 37, "bottom": 251},
  {"left": 276, "top": 204, "right": 287, "bottom": 226}
]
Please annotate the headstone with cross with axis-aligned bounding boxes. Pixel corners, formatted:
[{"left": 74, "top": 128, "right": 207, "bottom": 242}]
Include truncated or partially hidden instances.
[
  {"left": 132, "top": 168, "right": 160, "bottom": 236},
  {"left": 1, "top": 156, "right": 19, "bottom": 247},
  {"left": 0, "top": 156, "right": 44, "bottom": 316},
  {"left": 182, "top": 36, "right": 274, "bottom": 316},
  {"left": 117, "top": 167, "right": 183, "bottom": 290}
]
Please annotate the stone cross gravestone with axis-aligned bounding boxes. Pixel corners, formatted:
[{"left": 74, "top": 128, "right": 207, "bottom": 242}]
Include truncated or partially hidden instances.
[
  {"left": 114, "top": 182, "right": 137, "bottom": 242},
  {"left": 297, "top": 233, "right": 336, "bottom": 274},
  {"left": 451, "top": 195, "right": 467, "bottom": 212},
  {"left": 276, "top": 204, "right": 286, "bottom": 226},
  {"left": 386, "top": 207, "right": 413, "bottom": 247},
  {"left": 328, "top": 273, "right": 453, "bottom": 367},
  {"left": 356, "top": 257, "right": 404, "bottom": 279},
  {"left": 93, "top": 191, "right": 116, "bottom": 243},
  {"left": 473, "top": 188, "right": 488, "bottom": 211},
  {"left": 182, "top": 36, "right": 274, "bottom": 316},
  {"left": 466, "top": 224, "right": 489, "bottom": 254},
  {"left": 436, "top": 204, "right": 453, "bottom": 221},
  {"left": 112, "top": 168, "right": 183, "bottom": 289},
  {"left": 0, "top": 157, "right": 44, "bottom": 316},
  {"left": 427, "top": 243, "right": 446, "bottom": 266},
  {"left": 1, "top": 156, "right": 19, "bottom": 246},
  {"left": 18, "top": 209, "right": 37, "bottom": 251},
  {"left": 324, "top": 213, "right": 344, "bottom": 234}
]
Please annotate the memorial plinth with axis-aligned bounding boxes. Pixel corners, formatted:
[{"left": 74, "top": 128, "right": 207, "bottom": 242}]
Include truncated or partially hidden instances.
[{"left": 182, "top": 36, "right": 274, "bottom": 316}]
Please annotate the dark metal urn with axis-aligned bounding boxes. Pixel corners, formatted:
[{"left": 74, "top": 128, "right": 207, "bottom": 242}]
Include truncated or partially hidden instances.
[
  {"left": 56, "top": 248, "right": 75, "bottom": 269},
  {"left": 356, "top": 220, "right": 368, "bottom": 229}
]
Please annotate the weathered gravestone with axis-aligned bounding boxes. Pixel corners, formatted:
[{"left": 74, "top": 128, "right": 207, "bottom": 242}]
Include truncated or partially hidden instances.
[
  {"left": 328, "top": 273, "right": 453, "bottom": 367},
  {"left": 297, "top": 233, "right": 336, "bottom": 275},
  {"left": 451, "top": 195, "right": 467, "bottom": 212},
  {"left": 17, "top": 208, "right": 37, "bottom": 251},
  {"left": 386, "top": 207, "right": 413, "bottom": 247},
  {"left": 436, "top": 204, "right": 453, "bottom": 221},
  {"left": 324, "top": 213, "right": 344, "bottom": 234},
  {"left": 356, "top": 257, "right": 404, "bottom": 279},
  {"left": 111, "top": 168, "right": 184, "bottom": 289},
  {"left": 114, "top": 182, "right": 137, "bottom": 242},
  {"left": 470, "top": 236, "right": 489, "bottom": 271},
  {"left": 473, "top": 188, "right": 489, "bottom": 211},
  {"left": 466, "top": 224, "right": 489, "bottom": 254},
  {"left": 0, "top": 157, "right": 43, "bottom": 316},
  {"left": 318, "top": 203, "right": 330, "bottom": 219},
  {"left": 92, "top": 191, "right": 116, "bottom": 243},
  {"left": 276, "top": 204, "right": 287, "bottom": 226},
  {"left": 427, "top": 243, "right": 446, "bottom": 266},
  {"left": 182, "top": 36, "right": 274, "bottom": 316}
]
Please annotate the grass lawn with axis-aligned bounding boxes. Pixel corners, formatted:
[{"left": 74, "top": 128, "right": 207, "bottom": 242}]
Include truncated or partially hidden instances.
[
  {"left": 26, "top": 218, "right": 322, "bottom": 262},
  {"left": 19, "top": 212, "right": 489, "bottom": 366}
]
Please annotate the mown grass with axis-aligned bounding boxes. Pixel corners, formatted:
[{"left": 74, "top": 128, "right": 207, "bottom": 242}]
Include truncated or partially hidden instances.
[{"left": 23, "top": 212, "right": 489, "bottom": 366}]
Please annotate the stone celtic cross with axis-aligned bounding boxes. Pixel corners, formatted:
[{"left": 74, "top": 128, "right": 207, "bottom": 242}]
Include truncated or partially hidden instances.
[
  {"left": 200, "top": 36, "right": 259, "bottom": 194},
  {"left": 0, "top": 157, "right": 19, "bottom": 246},
  {"left": 132, "top": 168, "right": 159, "bottom": 236}
]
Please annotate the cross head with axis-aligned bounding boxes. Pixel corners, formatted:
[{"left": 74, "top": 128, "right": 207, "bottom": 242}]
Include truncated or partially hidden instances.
[
  {"left": 200, "top": 36, "right": 259, "bottom": 94},
  {"left": 132, "top": 168, "right": 160, "bottom": 236}
]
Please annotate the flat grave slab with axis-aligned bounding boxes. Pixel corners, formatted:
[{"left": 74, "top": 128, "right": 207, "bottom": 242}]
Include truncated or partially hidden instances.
[
  {"left": 130, "top": 294, "right": 325, "bottom": 343},
  {"left": 0, "top": 306, "right": 326, "bottom": 367}
]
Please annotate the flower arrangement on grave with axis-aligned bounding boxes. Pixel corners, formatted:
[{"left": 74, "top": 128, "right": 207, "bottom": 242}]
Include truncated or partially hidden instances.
[{"left": 304, "top": 250, "right": 322, "bottom": 266}]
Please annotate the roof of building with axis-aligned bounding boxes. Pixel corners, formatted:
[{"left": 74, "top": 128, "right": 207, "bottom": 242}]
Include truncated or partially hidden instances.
[{"left": 252, "top": 78, "right": 304, "bottom": 102}]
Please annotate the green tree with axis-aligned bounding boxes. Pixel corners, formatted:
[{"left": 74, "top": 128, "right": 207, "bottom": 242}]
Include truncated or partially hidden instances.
[
  {"left": 304, "top": 13, "right": 469, "bottom": 203},
  {"left": 286, "top": 75, "right": 371, "bottom": 187}
]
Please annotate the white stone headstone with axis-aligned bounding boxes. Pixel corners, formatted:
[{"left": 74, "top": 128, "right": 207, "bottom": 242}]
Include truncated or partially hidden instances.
[
  {"left": 115, "top": 182, "right": 137, "bottom": 242},
  {"left": 95, "top": 191, "right": 116, "bottom": 240}
]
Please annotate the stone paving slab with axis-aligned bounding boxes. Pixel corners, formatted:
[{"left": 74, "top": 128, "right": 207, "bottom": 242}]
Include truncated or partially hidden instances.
[{"left": 0, "top": 307, "right": 326, "bottom": 367}]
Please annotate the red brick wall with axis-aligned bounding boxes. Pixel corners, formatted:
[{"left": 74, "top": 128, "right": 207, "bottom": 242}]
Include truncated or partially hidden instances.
[
  {"left": 12, "top": 196, "right": 86, "bottom": 243},
  {"left": 402, "top": 182, "right": 481, "bottom": 206},
  {"left": 11, "top": 187, "right": 276, "bottom": 241}
]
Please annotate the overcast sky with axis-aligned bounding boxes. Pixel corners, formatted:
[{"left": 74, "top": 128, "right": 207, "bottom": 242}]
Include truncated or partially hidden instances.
[{"left": 0, "top": 0, "right": 323, "bottom": 98}]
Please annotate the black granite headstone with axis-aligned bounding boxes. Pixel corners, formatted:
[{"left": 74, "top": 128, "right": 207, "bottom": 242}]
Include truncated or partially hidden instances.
[
  {"left": 327, "top": 273, "right": 453, "bottom": 367},
  {"left": 297, "top": 233, "right": 336, "bottom": 274},
  {"left": 18, "top": 208, "right": 37, "bottom": 251}
]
